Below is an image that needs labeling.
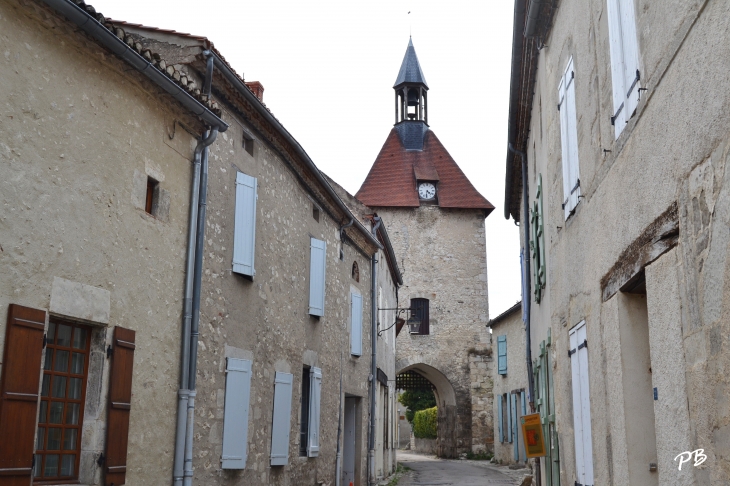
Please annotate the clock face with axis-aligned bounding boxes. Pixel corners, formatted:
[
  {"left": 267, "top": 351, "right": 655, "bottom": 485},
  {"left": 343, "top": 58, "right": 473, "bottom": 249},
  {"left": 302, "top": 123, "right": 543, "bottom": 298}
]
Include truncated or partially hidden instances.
[{"left": 418, "top": 182, "right": 436, "bottom": 200}]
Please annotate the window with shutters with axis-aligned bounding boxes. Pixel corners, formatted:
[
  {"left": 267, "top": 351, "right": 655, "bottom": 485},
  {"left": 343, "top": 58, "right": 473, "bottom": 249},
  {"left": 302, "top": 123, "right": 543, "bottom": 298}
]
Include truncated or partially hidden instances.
[
  {"left": 350, "top": 292, "right": 363, "bottom": 357},
  {"left": 232, "top": 172, "right": 258, "bottom": 277},
  {"left": 409, "top": 298, "right": 429, "bottom": 335},
  {"left": 558, "top": 57, "right": 580, "bottom": 220},
  {"left": 569, "top": 321, "right": 594, "bottom": 485},
  {"left": 299, "top": 366, "right": 311, "bottom": 457},
  {"left": 34, "top": 318, "right": 91, "bottom": 482},
  {"left": 270, "top": 372, "right": 293, "bottom": 466},
  {"left": 607, "top": 0, "right": 641, "bottom": 138},
  {"left": 298, "top": 366, "right": 322, "bottom": 458},
  {"left": 309, "top": 238, "right": 327, "bottom": 317},
  {"left": 497, "top": 335, "right": 507, "bottom": 375},
  {"left": 497, "top": 394, "right": 504, "bottom": 443}
]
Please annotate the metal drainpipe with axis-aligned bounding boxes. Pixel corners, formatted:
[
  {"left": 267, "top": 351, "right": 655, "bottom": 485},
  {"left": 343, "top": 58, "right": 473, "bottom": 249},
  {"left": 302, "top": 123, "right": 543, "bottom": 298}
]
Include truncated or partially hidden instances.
[
  {"left": 368, "top": 217, "right": 382, "bottom": 486},
  {"left": 508, "top": 143, "right": 539, "bottom": 484},
  {"left": 174, "top": 51, "right": 218, "bottom": 486}
]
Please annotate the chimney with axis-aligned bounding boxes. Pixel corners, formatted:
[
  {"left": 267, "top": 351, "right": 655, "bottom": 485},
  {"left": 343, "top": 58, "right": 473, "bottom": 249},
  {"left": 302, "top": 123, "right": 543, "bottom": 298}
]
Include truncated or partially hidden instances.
[{"left": 245, "top": 81, "right": 264, "bottom": 102}]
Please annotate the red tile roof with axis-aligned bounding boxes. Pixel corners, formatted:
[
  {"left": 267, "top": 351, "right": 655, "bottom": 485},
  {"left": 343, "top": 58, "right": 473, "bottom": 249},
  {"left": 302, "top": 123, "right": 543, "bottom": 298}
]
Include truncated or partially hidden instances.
[{"left": 356, "top": 128, "right": 494, "bottom": 212}]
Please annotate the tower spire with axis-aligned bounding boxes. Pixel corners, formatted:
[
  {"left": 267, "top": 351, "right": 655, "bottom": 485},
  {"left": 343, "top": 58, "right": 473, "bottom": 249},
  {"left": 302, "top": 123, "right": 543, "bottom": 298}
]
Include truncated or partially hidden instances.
[{"left": 394, "top": 38, "right": 429, "bottom": 126}]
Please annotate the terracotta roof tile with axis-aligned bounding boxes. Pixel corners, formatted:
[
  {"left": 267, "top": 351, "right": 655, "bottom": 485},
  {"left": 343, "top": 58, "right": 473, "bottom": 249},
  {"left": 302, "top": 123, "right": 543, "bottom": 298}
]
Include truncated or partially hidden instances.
[{"left": 356, "top": 128, "right": 494, "bottom": 213}]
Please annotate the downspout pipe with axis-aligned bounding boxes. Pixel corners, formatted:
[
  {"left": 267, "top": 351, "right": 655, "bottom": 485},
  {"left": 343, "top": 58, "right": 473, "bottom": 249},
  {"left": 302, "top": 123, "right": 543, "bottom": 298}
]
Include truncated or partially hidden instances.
[
  {"left": 174, "top": 51, "right": 218, "bottom": 486},
  {"left": 508, "top": 144, "right": 535, "bottom": 410},
  {"left": 368, "top": 217, "right": 382, "bottom": 486}
]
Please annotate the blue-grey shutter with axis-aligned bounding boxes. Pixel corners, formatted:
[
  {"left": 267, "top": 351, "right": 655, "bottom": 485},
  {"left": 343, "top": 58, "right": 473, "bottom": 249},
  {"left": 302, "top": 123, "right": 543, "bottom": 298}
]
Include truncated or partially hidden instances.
[
  {"left": 221, "top": 358, "right": 252, "bottom": 469},
  {"left": 307, "top": 367, "right": 322, "bottom": 457},
  {"left": 497, "top": 335, "right": 507, "bottom": 375},
  {"left": 350, "top": 293, "right": 363, "bottom": 356},
  {"left": 309, "top": 238, "right": 327, "bottom": 316},
  {"left": 270, "top": 372, "right": 294, "bottom": 466},
  {"left": 520, "top": 391, "right": 527, "bottom": 462},
  {"left": 507, "top": 392, "right": 513, "bottom": 443},
  {"left": 498, "top": 396, "right": 504, "bottom": 443},
  {"left": 232, "top": 172, "right": 257, "bottom": 276},
  {"left": 512, "top": 393, "right": 519, "bottom": 460}
]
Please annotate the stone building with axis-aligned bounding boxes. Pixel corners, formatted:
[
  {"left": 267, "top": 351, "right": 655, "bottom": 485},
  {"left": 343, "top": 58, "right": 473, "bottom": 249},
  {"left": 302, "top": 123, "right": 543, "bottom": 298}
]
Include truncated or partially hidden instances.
[
  {"left": 0, "top": 0, "right": 227, "bottom": 485},
  {"left": 505, "top": 0, "right": 730, "bottom": 484},
  {"left": 0, "top": 2, "right": 401, "bottom": 486},
  {"left": 356, "top": 39, "right": 495, "bottom": 457},
  {"left": 489, "top": 302, "right": 528, "bottom": 466}
]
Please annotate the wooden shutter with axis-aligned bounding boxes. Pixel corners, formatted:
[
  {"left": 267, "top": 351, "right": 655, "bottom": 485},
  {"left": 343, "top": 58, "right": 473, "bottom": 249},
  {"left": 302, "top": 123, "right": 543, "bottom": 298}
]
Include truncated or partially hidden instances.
[
  {"left": 104, "top": 326, "right": 135, "bottom": 486},
  {"left": 306, "top": 367, "right": 322, "bottom": 457},
  {"left": 569, "top": 321, "right": 594, "bottom": 485},
  {"left": 497, "top": 335, "right": 507, "bottom": 375},
  {"left": 607, "top": 0, "right": 641, "bottom": 138},
  {"left": 232, "top": 172, "right": 258, "bottom": 277},
  {"left": 270, "top": 372, "right": 293, "bottom": 466},
  {"left": 308, "top": 238, "right": 326, "bottom": 316},
  {"left": 559, "top": 58, "right": 580, "bottom": 219},
  {"left": 221, "top": 358, "right": 252, "bottom": 469},
  {"left": 512, "top": 393, "right": 519, "bottom": 460},
  {"left": 350, "top": 293, "right": 363, "bottom": 356},
  {"left": 520, "top": 391, "right": 527, "bottom": 462},
  {"left": 506, "top": 392, "right": 512, "bottom": 443},
  {"left": 497, "top": 395, "right": 503, "bottom": 443},
  {"left": 0, "top": 304, "right": 45, "bottom": 485}
]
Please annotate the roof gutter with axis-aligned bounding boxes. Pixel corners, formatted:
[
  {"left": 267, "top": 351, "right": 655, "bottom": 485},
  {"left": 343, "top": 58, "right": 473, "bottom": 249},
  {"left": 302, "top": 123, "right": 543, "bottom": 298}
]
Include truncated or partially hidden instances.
[
  {"left": 40, "top": 0, "right": 228, "bottom": 132},
  {"left": 524, "top": 0, "right": 545, "bottom": 37},
  {"left": 210, "top": 53, "right": 382, "bottom": 251},
  {"left": 504, "top": 0, "right": 528, "bottom": 220}
]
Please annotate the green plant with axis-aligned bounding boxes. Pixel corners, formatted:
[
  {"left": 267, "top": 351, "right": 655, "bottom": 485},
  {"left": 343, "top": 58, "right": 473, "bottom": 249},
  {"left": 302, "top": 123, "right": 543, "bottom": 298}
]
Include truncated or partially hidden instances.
[
  {"left": 385, "top": 463, "right": 411, "bottom": 486},
  {"left": 398, "top": 389, "right": 436, "bottom": 423},
  {"left": 465, "top": 450, "right": 493, "bottom": 460},
  {"left": 413, "top": 406, "right": 438, "bottom": 439}
]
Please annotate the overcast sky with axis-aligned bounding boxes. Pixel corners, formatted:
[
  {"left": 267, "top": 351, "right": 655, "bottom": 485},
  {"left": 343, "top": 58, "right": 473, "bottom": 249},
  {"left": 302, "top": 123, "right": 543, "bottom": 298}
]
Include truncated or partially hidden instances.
[{"left": 92, "top": 0, "right": 522, "bottom": 317}]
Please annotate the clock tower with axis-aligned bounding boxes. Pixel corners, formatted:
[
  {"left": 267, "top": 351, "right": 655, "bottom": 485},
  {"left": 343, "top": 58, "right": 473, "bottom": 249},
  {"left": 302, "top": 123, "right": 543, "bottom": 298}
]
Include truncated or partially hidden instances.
[{"left": 356, "top": 39, "right": 495, "bottom": 457}]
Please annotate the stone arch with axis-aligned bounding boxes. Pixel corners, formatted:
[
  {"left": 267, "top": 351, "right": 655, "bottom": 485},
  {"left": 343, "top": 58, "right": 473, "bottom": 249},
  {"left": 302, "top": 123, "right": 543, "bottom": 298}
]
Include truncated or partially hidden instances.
[{"left": 396, "top": 360, "right": 458, "bottom": 458}]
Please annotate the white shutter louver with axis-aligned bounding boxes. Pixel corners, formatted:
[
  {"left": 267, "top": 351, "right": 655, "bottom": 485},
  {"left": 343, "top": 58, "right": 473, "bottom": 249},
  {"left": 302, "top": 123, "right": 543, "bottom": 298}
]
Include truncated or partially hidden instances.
[
  {"left": 221, "top": 358, "right": 252, "bottom": 469},
  {"left": 232, "top": 172, "right": 257, "bottom": 276},
  {"left": 270, "top": 372, "right": 294, "bottom": 466},
  {"left": 309, "top": 238, "right": 327, "bottom": 316},
  {"left": 558, "top": 57, "right": 581, "bottom": 219},
  {"left": 350, "top": 293, "right": 363, "bottom": 356},
  {"left": 307, "top": 367, "right": 322, "bottom": 457},
  {"left": 607, "top": 0, "right": 641, "bottom": 138}
]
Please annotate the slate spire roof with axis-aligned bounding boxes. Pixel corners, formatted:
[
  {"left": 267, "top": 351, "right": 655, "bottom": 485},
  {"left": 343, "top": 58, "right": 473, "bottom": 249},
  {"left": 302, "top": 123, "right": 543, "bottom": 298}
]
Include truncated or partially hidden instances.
[{"left": 393, "top": 37, "right": 428, "bottom": 88}]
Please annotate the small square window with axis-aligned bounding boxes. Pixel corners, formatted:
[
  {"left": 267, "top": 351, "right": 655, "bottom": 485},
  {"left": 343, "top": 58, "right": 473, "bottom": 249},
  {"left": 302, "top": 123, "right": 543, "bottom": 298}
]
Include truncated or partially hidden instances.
[
  {"left": 145, "top": 177, "right": 158, "bottom": 215},
  {"left": 243, "top": 135, "right": 254, "bottom": 157},
  {"left": 312, "top": 204, "right": 320, "bottom": 222}
]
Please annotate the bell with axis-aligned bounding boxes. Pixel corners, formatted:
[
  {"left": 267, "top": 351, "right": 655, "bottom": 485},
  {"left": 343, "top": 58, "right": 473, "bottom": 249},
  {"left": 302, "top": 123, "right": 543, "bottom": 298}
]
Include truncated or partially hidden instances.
[{"left": 407, "top": 89, "right": 420, "bottom": 106}]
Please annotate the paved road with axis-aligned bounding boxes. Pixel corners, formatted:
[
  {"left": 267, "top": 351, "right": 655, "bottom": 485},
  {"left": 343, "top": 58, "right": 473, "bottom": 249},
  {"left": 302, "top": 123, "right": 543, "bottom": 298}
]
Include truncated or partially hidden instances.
[{"left": 396, "top": 451, "right": 525, "bottom": 486}]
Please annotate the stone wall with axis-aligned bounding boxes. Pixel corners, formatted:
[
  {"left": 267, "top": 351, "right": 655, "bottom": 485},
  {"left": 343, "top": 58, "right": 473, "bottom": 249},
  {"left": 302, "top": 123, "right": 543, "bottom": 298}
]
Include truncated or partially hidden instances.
[{"left": 469, "top": 348, "right": 494, "bottom": 454}]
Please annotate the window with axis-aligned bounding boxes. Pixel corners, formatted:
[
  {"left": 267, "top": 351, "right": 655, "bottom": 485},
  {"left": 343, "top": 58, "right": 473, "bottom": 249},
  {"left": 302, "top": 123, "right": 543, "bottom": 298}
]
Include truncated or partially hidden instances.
[
  {"left": 145, "top": 177, "right": 158, "bottom": 214},
  {"left": 242, "top": 134, "right": 255, "bottom": 157},
  {"left": 350, "top": 292, "right": 363, "bottom": 356},
  {"left": 34, "top": 319, "right": 91, "bottom": 481},
  {"left": 409, "top": 298, "right": 429, "bottom": 335},
  {"left": 221, "top": 358, "right": 252, "bottom": 469},
  {"left": 607, "top": 0, "right": 641, "bottom": 138},
  {"left": 308, "top": 238, "right": 327, "bottom": 316},
  {"left": 270, "top": 372, "right": 294, "bottom": 466},
  {"left": 299, "top": 367, "right": 322, "bottom": 458},
  {"left": 351, "top": 261, "right": 359, "bottom": 282},
  {"left": 312, "top": 204, "right": 320, "bottom": 222},
  {"left": 498, "top": 394, "right": 504, "bottom": 443},
  {"left": 497, "top": 335, "right": 507, "bottom": 375},
  {"left": 558, "top": 58, "right": 580, "bottom": 219},
  {"left": 232, "top": 172, "right": 258, "bottom": 277}
]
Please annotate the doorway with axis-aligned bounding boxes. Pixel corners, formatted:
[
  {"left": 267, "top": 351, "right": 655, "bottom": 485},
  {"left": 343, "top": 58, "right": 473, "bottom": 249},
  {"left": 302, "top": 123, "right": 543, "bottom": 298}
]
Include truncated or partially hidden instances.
[{"left": 343, "top": 396, "right": 362, "bottom": 486}]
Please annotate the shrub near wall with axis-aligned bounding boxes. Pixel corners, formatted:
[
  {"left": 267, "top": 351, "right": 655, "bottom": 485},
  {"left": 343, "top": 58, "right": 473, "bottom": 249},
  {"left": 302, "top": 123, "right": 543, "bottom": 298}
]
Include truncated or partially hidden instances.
[{"left": 413, "top": 406, "right": 438, "bottom": 439}]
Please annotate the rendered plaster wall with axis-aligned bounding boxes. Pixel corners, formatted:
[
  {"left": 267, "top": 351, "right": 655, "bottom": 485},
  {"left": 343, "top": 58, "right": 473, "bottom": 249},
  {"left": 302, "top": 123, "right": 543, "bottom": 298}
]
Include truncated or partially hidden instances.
[
  {"left": 491, "top": 309, "right": 525, "bottom": 463},
  {"left": 383, "top": 205, "right": 490, "bottom": 456},
  {"left": 519, "top": 0, "right": 730, "bottom": 484},
  {"left": 190, "top": 106, "right": 379, "bottom": 486},
  {"left": 0, "top": 1, "right": 202, "bottom": 484}
]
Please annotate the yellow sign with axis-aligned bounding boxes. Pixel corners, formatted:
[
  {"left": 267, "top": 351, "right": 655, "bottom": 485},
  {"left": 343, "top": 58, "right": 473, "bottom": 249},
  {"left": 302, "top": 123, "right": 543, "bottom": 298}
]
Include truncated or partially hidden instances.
[{"left": 521, "top": 413, "right": 546, "bottom": 458}]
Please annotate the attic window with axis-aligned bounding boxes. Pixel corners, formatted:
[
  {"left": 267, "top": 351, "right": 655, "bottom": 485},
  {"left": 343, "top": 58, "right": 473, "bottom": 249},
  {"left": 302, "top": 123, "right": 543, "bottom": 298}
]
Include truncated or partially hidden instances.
[
  {"left": 352, "top": 261, "right": 360, "bottom": 282},
  {"left": 312, "top": 204, "right": 320, "bottom": 222},
  {"left": 145, "top": 177, "right": 158, "bottom": 214},
  {"left": 243, "top": 134, "right": 254, "bottom": 157}
]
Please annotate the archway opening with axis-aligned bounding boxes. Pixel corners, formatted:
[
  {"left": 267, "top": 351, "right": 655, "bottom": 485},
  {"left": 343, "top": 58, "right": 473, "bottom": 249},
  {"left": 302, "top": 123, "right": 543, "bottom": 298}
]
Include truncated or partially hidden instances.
[{"left": 396, "top": 363, "right": 458, "bottom": 458}]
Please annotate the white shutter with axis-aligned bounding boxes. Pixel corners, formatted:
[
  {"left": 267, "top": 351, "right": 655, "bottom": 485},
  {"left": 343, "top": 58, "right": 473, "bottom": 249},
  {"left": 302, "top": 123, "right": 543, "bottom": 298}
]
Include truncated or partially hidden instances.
[
  {"left": 570, "top": 321, "right": 594, "bottom": 485},
  {"left": 270, "top": 372, "right": 294, "bottom": 466},
  {"left": 308, "top": 238, "right": 327, "bottom": 316},
  {"left": 607, "top": 0, "right": 641, "bottom": 139},
  {"left": 559, "top": 58, "right": 581, "bottom": 219},
  {"left": 221, "top": 358, "right": 252, "bottom": 469},
  {"left": 350, "top": 293, "right": 363, "bottom": 356},
  {"left": 307, "top": 367, "right": 322, "bottom": 457},
  {"left": 232, "top": 172, "right": 257, "bottom": 276}
]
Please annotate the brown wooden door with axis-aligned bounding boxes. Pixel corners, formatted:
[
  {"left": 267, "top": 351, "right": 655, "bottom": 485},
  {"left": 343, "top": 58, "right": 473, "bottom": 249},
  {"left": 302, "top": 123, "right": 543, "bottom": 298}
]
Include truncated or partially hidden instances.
[{"left": 0, "top": 304, "right": 46, "bottom": 486}]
